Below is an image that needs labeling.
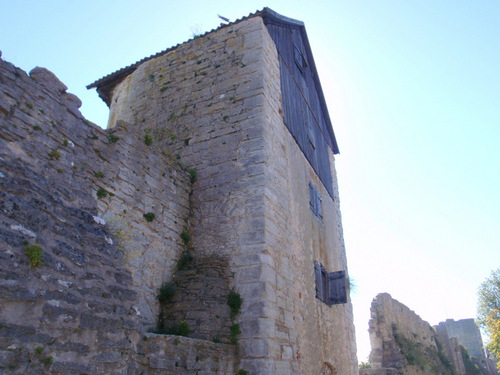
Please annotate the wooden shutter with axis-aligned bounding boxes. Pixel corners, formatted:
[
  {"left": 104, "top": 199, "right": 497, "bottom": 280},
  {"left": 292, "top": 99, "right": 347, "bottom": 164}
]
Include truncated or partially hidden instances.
[
  {"left": 314, "top": 262, "right": 322, "bottom": 300},
  {"left": 328, "top": 270, "right": 347, "bottom": 305},
  {"left": 309, "top": 182, "right": 322, "bottom": 221},
  {"left": 309, "top": 182, "right": 315, "bottom": 212},
  {"left": 316, "top": 194, "right": 322, "bottom": 220},
  {"left": 321, "top": 268, "right": 328, "bottom": 302}
]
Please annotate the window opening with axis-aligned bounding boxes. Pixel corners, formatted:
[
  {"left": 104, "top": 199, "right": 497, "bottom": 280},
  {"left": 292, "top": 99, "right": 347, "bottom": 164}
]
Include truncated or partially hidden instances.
[
  {"left": 309, "top": 182, "right": 322, "bottom": 220},
  {"left": 294, "top": 45, "right": 308, "bottom": 74},
  {"left": 314, "top": 262, "right": 347, "bottom": 305}
]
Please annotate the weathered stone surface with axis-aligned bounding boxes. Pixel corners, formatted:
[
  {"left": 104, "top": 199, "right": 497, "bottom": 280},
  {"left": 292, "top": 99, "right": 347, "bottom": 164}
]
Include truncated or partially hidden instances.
[
  {"left": 0, "top": 52, "right": 236, "bottom": 373},
  {"left": 0, "top": 9, "right": 357, "bottom": 374},
  {"left": 364, "top": 293, "right": 455, "bottom": 375},
  {"left": 29, "top": 67, "right": 68, "bottom": 92}
]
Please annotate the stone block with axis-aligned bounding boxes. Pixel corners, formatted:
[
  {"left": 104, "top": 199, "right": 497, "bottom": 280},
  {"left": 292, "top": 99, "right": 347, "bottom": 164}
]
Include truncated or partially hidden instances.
[
  {"left": 149, "top": 357, "right": 175, "bottom": 370},
  {"left": 240, "top": 338, "right": 270, "bottom": 358},
  {"left": 93, "top": 351, "right": 122, "bottom": 363}
]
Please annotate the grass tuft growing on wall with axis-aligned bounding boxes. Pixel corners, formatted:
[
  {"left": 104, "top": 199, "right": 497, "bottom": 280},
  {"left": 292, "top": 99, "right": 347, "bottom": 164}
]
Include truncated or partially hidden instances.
[{"left": 25, "top": 244, "right": 43, "bottom": 267}]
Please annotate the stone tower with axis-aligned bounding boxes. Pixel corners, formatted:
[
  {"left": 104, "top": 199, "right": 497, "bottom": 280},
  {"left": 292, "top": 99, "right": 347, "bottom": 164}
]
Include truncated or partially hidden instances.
[
  {"left": 88, "top": 8, "right": 358, "bottom": 374},
  {"left": 0, "top": 8, "right": 357, "bottom": 375}
]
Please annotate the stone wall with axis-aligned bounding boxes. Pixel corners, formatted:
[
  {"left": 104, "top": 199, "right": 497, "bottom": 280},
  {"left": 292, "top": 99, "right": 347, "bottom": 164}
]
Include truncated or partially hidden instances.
[
  {"left": 364, "top": 293, "right": 453, "bottom": 375},
  {"left": 105, "top": 15, "right": 358, "bottom": 374},
  {"left": 258, "top": 27, "right": 358, "bottom": 374},
  {"left": 437, "top": 319, "right": 486, "bottom": 360},
  {"left": 0, "top": 11, "right": 358, "bottom": 374},
  {"left": 436, "top": 319, "right": 493, "bottom": 374},
  {"left": 106, "top": 17, "right": 275, "bottom": 364},
  {"left": 434, "top": 325, "right": 467, "bottom": 375},
  {"left": 0, "top": 56, "right": 237, "bottom": 373}
]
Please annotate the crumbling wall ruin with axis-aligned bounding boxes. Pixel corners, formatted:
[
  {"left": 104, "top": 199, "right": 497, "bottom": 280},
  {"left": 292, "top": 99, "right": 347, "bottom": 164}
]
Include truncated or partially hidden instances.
[
  {"left": 0, "top": 56, "right": 237, "bottom": 373},
  {"left": 363, "top": 293, "right": 454, "bottom": 375}
]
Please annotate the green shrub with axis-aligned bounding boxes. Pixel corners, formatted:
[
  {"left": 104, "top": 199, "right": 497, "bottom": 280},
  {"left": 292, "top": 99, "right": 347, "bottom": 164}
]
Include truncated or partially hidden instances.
[
  {"left": 187, "top": 168, "right": 197, "bottom": 183},
  {"left": 94, "top": 171, "right": 104, "bottom": 178},
  {"left": 33, "top": 125, "right": 41, "bottom": 131},
  {"left": 177, "top": 251, "right": 193, "bottom": 270},
  {"left": 25, "top": 245, "right": 43, "bottom": 267},
  {"left": 143, "top": 212, "right": 155, "bottom": 222},
  {"left": 228, "top": 291, "right": 243, "bottom": 318},
  {"left": 47, "top": 150, "right": 61, "bottom": 160},
  {"left": 43, "top": 356, "right": 53, "bottom": 366},
  {"left": 108, "top": 134, "right": 118, "bottom": 143},
  {"left": 154, "top": 320, "right": 190, "bottom": 337},
  {"left": 96, "top": 187, "right": 108, "bottom": 199},
  {"left": 144, "top": 134, "right": 153, "bottom": 146},
  {"left": 177, "top": 320, "right": 190, "bottom": 336},
  {"left": 158, "top": 283, "right": 175, "bottom": 303},
  {"left": 230, "top": 323, "right": 241, "bottom": 343},
  {"left": 237, "top": 370, "right": 248, "bottom": 375},
  {"left": 180, "top": 230, "right": 190, "bottom": 245},
  {"left": 359, "top": 362, "right": 371, "bottom": 369}
]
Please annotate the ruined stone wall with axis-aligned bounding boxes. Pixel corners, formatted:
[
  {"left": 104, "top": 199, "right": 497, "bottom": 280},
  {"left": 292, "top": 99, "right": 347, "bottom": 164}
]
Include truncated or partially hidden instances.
[
  {"left": 365, "top": 293, "right": 455, "bottom": 375},
  {"left": 436, "top": 319, "right": 492, "bottom": 374},
  {"left": 0, "top": 57, "right": 237, "bottom": 373},
  {"left": 435, "top": 325, "right": 467, "bottom": 375},
  {"left": 437, "top": 319, "right": 486, "bottom": 360}
]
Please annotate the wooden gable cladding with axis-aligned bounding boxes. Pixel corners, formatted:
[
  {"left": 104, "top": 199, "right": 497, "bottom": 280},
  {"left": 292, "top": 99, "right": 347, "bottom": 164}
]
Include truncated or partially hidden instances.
[{"left": 264, "top": 20, "right": 337, "bottom": 199}]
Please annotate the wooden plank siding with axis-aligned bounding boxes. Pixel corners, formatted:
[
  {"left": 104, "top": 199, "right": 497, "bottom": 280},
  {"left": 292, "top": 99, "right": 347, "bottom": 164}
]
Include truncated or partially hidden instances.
[{"left": 265, "top": 22, "right": 335, "bottom": 199}]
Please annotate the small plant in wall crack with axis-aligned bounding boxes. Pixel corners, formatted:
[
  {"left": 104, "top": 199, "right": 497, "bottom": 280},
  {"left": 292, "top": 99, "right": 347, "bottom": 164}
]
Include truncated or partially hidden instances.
[
  {"left": 230, "top": 323, "right": 241, "bottom": 343},
  {"left": 177, "top": 251, "right": 193, "bottom": 270},
  {"left": 108, "top": 133, "right": 119, "bottom": 143},
  {"left": 157, "top": 282, "right": 176, "bottom": 303},
  {"left": 143, "top": 212, "right": 155, "bottom": 222},
  {"left": 144, "top": 134, "right": 153, "bottom": 146},
  {"left": 25, "top": 244, "right": 43, "bottom": 267},
  {"left": 47, "top": 150, "right": 61, "bottom": 160},
  {"left": 180, "top": 230, "right": 190, "bottom": 245},
  {"left": 177, "top": 319, "right": 191, "bottom": 336},
  {"left": 227, "top": 289, "right": 243, "bottom": 344},
  {"left": 96, "top": 187, "right": 108, "bottom": 199},
  {"left": 186, "top": 168, "right": 197, "bottom": 184},
  {"left": 227, "top": 290, "right": 242, "bottom": 318}
]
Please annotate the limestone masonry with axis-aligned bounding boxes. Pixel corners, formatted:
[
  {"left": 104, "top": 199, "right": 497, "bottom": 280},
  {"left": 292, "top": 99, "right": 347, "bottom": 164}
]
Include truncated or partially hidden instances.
[
  {"left": 362, "top": 293, "right": 495, "bottom": 375},
  {"left": 0, "top": 8, "right": 357, "bottom": 374}
]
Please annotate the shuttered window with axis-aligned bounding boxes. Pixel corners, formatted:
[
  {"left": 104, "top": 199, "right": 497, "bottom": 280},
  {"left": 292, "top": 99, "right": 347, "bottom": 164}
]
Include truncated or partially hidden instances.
[
  {"left": 328, "top": 270, "right": 347, "bottom": 305},
  {"left": 314, "top": 262, "right": 347, "bottom": 305},
  {"left": 314, "top": 261, "right": 322, "bottom": 299},
  {"left": 309, "top": 182, "right": 322, "bottom": 220},
  {"left": 294, "top": 44, "right": 308, "bottom": 74}
]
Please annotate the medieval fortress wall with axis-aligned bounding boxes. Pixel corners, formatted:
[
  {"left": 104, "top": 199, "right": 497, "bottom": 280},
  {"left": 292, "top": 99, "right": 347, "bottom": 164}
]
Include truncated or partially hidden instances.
[
  {"left": 0, "top": 49, "right": 236, "bottom": 374},
  {"left": 106, "top": 15, "right": 357, "bottom": 374},
  {"left": 1, "top": 14, "right": 357, "bottom": 375},
  {"left": 363, "top": 293, "right": 495, "bottom": 375}
]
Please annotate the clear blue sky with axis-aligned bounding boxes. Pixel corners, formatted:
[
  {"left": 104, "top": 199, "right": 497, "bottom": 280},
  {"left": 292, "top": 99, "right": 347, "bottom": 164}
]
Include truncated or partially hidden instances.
[{"left": 2, "top": 0, "right": 499, "bottom": 362}]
